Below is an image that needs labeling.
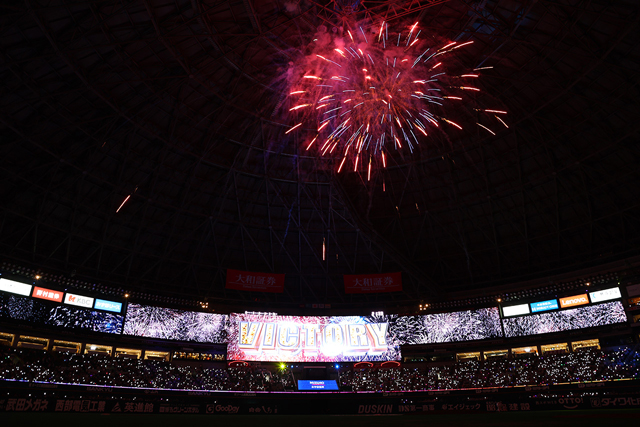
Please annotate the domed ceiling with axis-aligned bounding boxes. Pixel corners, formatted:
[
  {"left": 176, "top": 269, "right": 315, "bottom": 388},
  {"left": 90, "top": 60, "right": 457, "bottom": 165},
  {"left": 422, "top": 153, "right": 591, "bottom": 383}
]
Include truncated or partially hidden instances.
[{"left": 1, "top": 0, "right": 639, "bottom": 311}]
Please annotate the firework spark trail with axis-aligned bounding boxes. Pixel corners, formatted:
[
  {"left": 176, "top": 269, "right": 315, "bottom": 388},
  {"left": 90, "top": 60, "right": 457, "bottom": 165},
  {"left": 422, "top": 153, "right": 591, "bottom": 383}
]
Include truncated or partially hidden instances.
[{"left": 286, "top": 22, "right": 507, "bottom": 177}]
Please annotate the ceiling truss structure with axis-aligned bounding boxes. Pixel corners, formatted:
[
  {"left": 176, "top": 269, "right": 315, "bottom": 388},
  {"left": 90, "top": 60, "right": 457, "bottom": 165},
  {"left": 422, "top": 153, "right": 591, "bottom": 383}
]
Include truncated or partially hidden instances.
[{"left": 0, "top": 0, "right": 638, "bottom": 312}]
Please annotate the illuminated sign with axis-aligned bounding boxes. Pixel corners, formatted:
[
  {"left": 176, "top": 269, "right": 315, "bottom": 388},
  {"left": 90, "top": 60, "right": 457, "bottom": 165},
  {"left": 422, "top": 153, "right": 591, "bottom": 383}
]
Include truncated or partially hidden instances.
[
  {"left": 32, "top": 286, "right": 63, "bottom": 302},
  {"left": 298, "top": 380, "right": 339, "bottom": 391},
  {"left": 530, "top": 299, "right": 559, "bottom": 313},
  {"left": 344, "top": 272, "right": 402, "bottom": 294},
  {"left": 559, "top": 294, "right": 589, "bottom": 308},
  {"left": 64, "top": 292, "right": 94, "bottom": 309},
  {"left": 502, "top": 304, "right": 530, "bottom": 317},
  {"left": 0, "top": 278, "right": 33, "bottom": 296},
  {"left": 226, "top": 269, "right": 285, "bottom": 293},
  {"left": 589, "top": 287, "right": 622, "bottom": 303},
  {"left": 626, "top": 284, "right": 640, "bottom": 297},
  {"left": 94, "top": 299, "right": 122, "bottom": 313},
  {"left": 228, "top": 313, "right": 398, "bottom": 362}
]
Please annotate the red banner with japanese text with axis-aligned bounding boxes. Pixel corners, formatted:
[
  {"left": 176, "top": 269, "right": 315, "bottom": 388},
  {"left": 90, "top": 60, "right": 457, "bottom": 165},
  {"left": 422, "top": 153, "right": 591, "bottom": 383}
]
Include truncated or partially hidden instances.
[
  {"left": 226, "top": 269, "right": 285, "bottom": 293},
  {"left": 344, "top": 272, "right": 402, "bottom": 294}
]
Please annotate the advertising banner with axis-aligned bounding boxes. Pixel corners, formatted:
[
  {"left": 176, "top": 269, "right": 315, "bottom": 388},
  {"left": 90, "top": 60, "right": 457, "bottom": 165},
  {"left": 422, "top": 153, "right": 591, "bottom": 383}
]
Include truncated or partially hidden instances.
[
  {"left": 0, "top": 278, "right": 32, "bottom": 296},
  {"left": 344, "top": 272, "right": 402, "bottom": 294},
  {"left": 530, "top": 299, "right": 559, "bottom": 313},
  {"left": 226, "top": 269, "right": 285, "bottom": 293},
  {"left": 33, "top": 286, "right": 63, "bottom": 303},
  {"left": 588, "top": 287, "right": 621, "bottom": 303},
  {"left": 297, "top": 380, "right": 339, "bottom": 391},
  {"left": 64, "top": 293, "right": 94, "bottom": 309},
  {"left": 502, "top": 304, "right": 530, "bottom": 317},
  {"left": 559, "top": 294, "right": 589, "bottom": 308},
  {"left": 626, "top": 284, "right": 640, "bottom": 297},
  {"left": 227, "top": 313, "right": 400, "bottom": 362},
  {"left": 94, "top": 299, "right": 122, "bottom": 313}
]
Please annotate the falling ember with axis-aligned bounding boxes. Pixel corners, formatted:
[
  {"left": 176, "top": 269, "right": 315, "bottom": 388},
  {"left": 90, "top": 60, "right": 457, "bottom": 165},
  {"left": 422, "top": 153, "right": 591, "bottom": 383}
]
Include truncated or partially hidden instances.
[
  {"left": 285, "top": 123, "right": 302, "bottom": 134},
  {"left": 285, "top": 22, "right": 506, "bottom": 179},
  {"left": 289, "top": 104, "right": 310, "bottom": 111},
  {"left": 495, "top": 115, "right": 509, "bottom": 128},
  {"left": 116, "top": 195, "right": 131, "bottom": 213},
  {"left": 442, "top": 118, "right": 462, "bottom": 129},
  {"left": 337, "top": 156, "right": 347, "bottom": 173},
  {"left": 450, "top": 41, "right": 474, "bottom": 50},
  {"left": 477, "top": 123, "right": 495, "bottom": 135},
  {"left": 306, "top": 135, "right": 318, "bottom": 150},
  {"left": 323, "top": 238, "right": 326, "bottom": 261}
]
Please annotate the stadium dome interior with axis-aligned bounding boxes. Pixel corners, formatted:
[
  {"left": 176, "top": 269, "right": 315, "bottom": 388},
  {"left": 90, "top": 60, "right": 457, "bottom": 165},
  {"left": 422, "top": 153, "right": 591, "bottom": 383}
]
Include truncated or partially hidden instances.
[{"left": 1, "top": 0, "right": 639, "bottom": 314}]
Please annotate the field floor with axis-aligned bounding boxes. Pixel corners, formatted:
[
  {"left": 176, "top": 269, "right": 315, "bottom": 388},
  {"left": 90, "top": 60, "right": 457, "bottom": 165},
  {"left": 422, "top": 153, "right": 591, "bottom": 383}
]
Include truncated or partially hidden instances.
[{"left": 3, "top": 410, "right": 640, "bottom": 427}]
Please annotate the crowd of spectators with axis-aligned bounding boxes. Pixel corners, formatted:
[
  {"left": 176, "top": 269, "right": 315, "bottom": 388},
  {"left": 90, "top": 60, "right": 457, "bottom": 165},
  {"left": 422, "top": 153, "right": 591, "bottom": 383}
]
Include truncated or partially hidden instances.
[
  {"left": 339, "top": 347, "right": 640, "bottom": 391},
  {"left": 0, "top": 347, "right": 294, "bottom": 391},
  {"left": 0, "top": 346, "right": 638, "bottom": 392}
]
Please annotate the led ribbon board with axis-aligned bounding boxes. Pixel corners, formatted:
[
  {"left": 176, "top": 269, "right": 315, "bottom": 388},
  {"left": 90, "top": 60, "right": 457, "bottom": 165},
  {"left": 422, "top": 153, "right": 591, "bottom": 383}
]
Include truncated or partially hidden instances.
[
  {"left": 227, "top": 313, "right": 399, "bottom": 362},
  {"left": 503, "top": 301, "right": 627, "bottom": 338}
]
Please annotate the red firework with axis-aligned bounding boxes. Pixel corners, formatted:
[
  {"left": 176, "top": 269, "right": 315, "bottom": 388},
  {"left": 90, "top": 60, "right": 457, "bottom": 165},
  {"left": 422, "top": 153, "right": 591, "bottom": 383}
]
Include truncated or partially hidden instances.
[{"left": 286, "top": 21, "right": 508, "bottom": 180}]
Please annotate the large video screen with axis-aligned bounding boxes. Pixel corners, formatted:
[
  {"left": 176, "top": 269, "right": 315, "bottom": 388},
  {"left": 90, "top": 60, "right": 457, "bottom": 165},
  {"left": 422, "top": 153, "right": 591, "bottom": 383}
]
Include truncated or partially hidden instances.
[
  {"left": 502, "top": 301, "right": 627, "bottom": 337},
  {"left": 123, "top": 303, "right": 227, "bottom": 343},
  {"left": 389, "top": 307, "right": 503, "bottom": 345},
  {"left": 227, "top": 313, "right": 400, "bottom": 362},
  {"left": 0, "top": 293, "right": 123, "bottom": 334}
]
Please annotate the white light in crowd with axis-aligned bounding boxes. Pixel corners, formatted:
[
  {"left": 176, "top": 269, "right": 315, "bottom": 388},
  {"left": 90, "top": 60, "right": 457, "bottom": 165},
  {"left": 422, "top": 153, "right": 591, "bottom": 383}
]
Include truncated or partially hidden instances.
[{"left": 90, "top": 345, "right": 97, "bottom": 350}]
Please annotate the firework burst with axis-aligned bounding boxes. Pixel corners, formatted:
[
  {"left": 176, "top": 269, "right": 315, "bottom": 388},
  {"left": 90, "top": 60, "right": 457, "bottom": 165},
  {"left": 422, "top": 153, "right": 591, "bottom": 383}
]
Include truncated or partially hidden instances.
[{"left": 285, "top": 21, "right": 507, "bottom": 180}]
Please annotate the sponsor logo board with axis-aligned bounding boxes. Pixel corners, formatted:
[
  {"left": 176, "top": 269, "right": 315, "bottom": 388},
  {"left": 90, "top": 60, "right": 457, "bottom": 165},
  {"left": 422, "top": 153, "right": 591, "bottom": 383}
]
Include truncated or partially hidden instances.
[
  {"left": 559, "top": 294, "right": 589, "bottom": 308},
  {"left": 0, "top": 278, "right": 33, "bottom": 296},
  {"left": 226, "top": 269, "right": 285, "bottom": 293},
  {"left": 64, "top": 293, "right": 94, "bottom": 308},
  {"left": 530, "top": 299, "right": 559, "bottom": 313},
  {"left": 589, "top": 287, "right": 621, "bottom": 303},
  {"left": 94, "top": 299, "right": 122, "bottom": 313},
  {"left": 33, "top": 286, "right": 63, "bottom": 302},
  {"left": 502, "top": 303, "right": 530, "bottom": 317},
  {"left": 344, "top": 272, "right": 402, "bottom": 294}
]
